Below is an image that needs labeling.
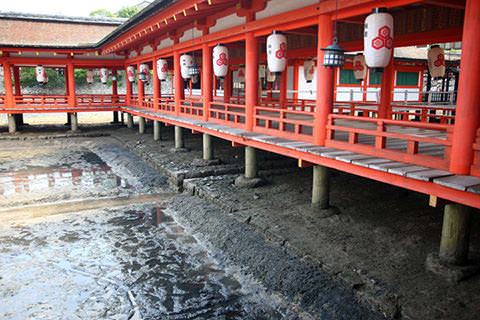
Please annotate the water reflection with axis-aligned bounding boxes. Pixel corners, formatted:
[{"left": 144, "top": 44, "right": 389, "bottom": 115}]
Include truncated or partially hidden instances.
[{"left": 0, "top": 165, "right": 129, "bottom": 196}]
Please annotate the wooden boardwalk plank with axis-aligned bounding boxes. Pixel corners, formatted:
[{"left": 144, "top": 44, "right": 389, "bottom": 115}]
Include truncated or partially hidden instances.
[
  {"left": 434, "top": 175, "right": 480, "bottom": 191},
  {"left": 406, "top": 169, "right": 454, "bottom": 181}
]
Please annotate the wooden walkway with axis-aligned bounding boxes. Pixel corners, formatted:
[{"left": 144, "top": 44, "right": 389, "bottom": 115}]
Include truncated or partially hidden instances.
[{"left": 123, "top": 106, "right": 480, "bottom": 199}]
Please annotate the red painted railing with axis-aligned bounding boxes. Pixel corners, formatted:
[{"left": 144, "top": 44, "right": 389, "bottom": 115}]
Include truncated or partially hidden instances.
[
  {"left": 391, "top": 104, "right": 455, "bottom": 124},
  {"left": 470, "top": 128, "right": 480, "bottom": 177},
  {"left": 13, "top": 95, "right": 69, "bottom": 108},
  {"left": 253, "top": 104, "right": 315, "bottom": 143},
  {"left": 326, "top": 114, "right": 452, "bottom": 170},
  {"left": 209, "top": 101, "right": 246, "bottom": 128},
  {"left": 159, "top": 98, "right": 176, "bottom": 114},
  {"left": 179, "top": 98, "right": 203, "bottom": 119},
  {"left": 76, "top": 94, "right": 126, "bottom": 107}
]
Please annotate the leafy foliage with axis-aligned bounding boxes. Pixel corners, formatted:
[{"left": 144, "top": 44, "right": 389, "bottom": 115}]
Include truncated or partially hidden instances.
[{"left": 89, "top": 6, "right": 138, "bottom": 19}]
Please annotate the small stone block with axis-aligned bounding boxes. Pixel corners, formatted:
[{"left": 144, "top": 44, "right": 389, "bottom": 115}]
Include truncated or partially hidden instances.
[
  {"left": 434, "top": 175, "right": 480, "bottom": 191},
  {"left": 234, "top": 175, "right": 263, "bottom": 188}
]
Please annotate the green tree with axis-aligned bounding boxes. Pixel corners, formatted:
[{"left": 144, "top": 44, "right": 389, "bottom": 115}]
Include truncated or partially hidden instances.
[
  {"left": 116, "top": 6, "right": 139, "bottom": 18},
  {"left": 89, "top": 9, "right": 115, "bottom": 18}
]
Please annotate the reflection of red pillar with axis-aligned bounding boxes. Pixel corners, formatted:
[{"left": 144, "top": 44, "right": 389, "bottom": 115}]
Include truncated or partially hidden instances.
[
  {"left": 13, "top": 66, "right": 21, "bottom": 96},
  {"left": 450, "top": 0, "right": 480, "bottom": 174},
  {"left": 378, "top": 55, "right": 394, "bottom": 119},
  {"left": 174, "top": 51, "right": 184, "bottom": 116},
  {"left": 202, "top": 44, "right": 212, "bottom": 121},
  {"left": 137, "top": 64, "right": 144, "bottom": 107},
  {"left": 314, "top": 14, "right": 334, "bottom": 146},
  {"left": 152, "top": 59, "right": 160, "bottom": 112},
  {"left": 245, "top": 32, "right": 258, "bottom": 131}
]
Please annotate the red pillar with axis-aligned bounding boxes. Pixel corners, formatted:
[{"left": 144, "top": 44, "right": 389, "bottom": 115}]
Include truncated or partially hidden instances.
[
  {"left": 378, "top": 55, "right": 394, "bottom": 119},
  {"left": 202, "top": 43, "right": 212, "bottom": 121},
  {"left": 245, "top": 32, "right": 258, "bottom": 131},
  {"left": 137, "top": 64, "right": 144, "bottom": 108},
  {"left": 450, "top": 0, "right": 480, "bottom": 174},
  {"left": 280, "top": 69, "right": 287, "bottom": 108},
  {"left": 64, "top": 68, "right": 69, "bottom": 95},
  {"left": 223, "top": 69, "right": 232, "bottom": 103},
  {"left": 3, "top": 62, "right": 14, "bottom": 107},
  {"left": 313, "top": 14, "right": 334, "bottom": 146},
  {"left": 66, "top": 63, "right": 76, "bottom": 107},
  {"left": 13, "top": 66, "right": 21, "bottom": 96},
  {"left": 152, "top": 58, "right": 160, "bottom": 112},
  {"left": 112, "top": 69, "right": 118, "bottom": 103},
  {"left": 125, "top": 66, "right": 132, "bottom": 105},
  {"left": 174, "top": 50, "right": 184, "bottom": 116}
]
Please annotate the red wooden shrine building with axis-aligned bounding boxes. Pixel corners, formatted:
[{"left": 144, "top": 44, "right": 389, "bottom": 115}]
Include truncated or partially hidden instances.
[{"left": 0, "top": 0, "right": 478, "bottom": 269}]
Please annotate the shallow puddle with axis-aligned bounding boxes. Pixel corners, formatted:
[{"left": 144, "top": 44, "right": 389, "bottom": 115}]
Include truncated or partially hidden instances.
[{"left": 0, "top": 203, "right": 281, "bottom": 320}]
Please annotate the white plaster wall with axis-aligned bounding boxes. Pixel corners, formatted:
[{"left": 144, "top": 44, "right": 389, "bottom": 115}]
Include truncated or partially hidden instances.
[
  {"left": 256, "top": 0, "right": 318, "bottom": 20},
  {"left": 179, "top": 28, "right": 204, "bottom": 43},
  {"left": 393, "top": 88, "right": 420, "bottom": 102},
  {"left": 140, "top": 45, "right": 153, "bottom": 55},
  {"left": 210, "top": 13, "right": 246, "bottom": 34},
  {"left": 336, "top": 87, "right": 364, "bottom": 102},
  {"left": 158, "top": 38, "right": 174, "bottom": 50},
  {"left": 129, "top": 50, "right": 138, "bottom": 58},
  {"left": 287, "top": 66, "right": 294, "bottom": 99}
]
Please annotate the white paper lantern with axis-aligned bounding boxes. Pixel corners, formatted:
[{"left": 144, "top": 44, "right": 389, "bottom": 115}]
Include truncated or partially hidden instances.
[
  {"left": 139, "top": 63, "right": 149, "bottom": 82},
  {"left": 213, "top": 43, "right": 229, "bottom": 78},
  {"left": 157, "top": 58, "right": 168, "bottom": 81},
  {"left": 266, "top": 31, "right": 287, "bottom": 75},
  {"left": 237, "top": 67, "right": 245, "bottom": 83},
  {"left": 353, "top": 54, "right": 367, "bottom": 81},
  {"left": 364, "top": 8, "right": 393, "bottom": 72},
  {"left": 100, "top": 68, "right": 109, "bottom": 84},
  {"left": 303, "top": 59, "right": 315, "bottom": 83},
  {"left": 267, "top": 69, "right": 275, "bottom": 82},
  {"left": 258, "top": 65, "right": 266, "bottom": 78},
  {"left": 127, "top": 66, "right": 136, "bottom": 82},
  {"left": 86, "top": 70, "right": 94, "bottom": 84},
  {"left": 427, "top": 45, "right": 446, "bottom": 79},
  {"left": 180, "top": 54, "right": 193, "bottom": 79},
  {"left": 35, "top": 65, "right": 45, "bottom": 83}
]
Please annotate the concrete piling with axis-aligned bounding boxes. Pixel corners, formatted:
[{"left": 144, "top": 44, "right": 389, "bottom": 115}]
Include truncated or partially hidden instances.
[
  {"left": 70, "top": 113, "right": 78, "bottom": 132},
  {"left": 8, "top": 114, "right": 17, "bottom": 133},
  {"left": 153, "top": 120, "right": 161, "bottom": 141},
  {"left": 203, "top": 133, "right": 213, "bottom": 160},
  {"left": 127, "top": 114, "right": 134, "bottom": 129},
  {"left": 139, "top": 117, "right": 146, "bottom": 134},
  {"left": 439, "top": 203, "right": 472, "bottom": 265},
  {"left": 312, "top": 165, "right": 329, "bottom": 209},
  {"left": 245, "top": 146, "right": 257, "bottom": 179},
  {"left": 175, "top": 126, "right": 184, "bottom": 149}
]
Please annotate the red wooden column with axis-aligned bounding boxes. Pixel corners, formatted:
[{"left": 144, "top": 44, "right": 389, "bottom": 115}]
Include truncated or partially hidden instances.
[
  {"left": 378, "top": 55, "right": 394, "bottom": 119},
  {"left": 174, "top": 50, "right": 184, "bottom": 116},
  {"left": 313, "top": 14, "right": 334, "bottom": 146},
  {"left": 137, "top": 64, "right": 144, "bottom": 108},
  {"left": 125, "top": 66, "right": 132, "bottom": 105},
  {"left": 13, "top": 66, "right": 21, "bottom": 96},
  {"left": 245, "top": 32, "right": 258, "bottom": 131},
  {"left": 152, "top": 58, "right": 160, "bottom": 112},
  {"left": 202, "top": 43, "right": 212, "bottom": 121},
  {"left": 450, "top": 0, "right": 480, "bottom": 174},
  {"left": 112, "top": 69, "right": 118, "bottom": 103},
  {"left": 66, "top": 63, "right": 76, "bottom": 107},
  {"left": 3, "top": 62, "right": 14, "bottom": 107},
  {"left": 280, "top": 70, "right": 287, "bottom": 108},
  {"left": 64, "top": 68, "right": 69, "bottom": 96},
  {"left": 223, "top": 69, "right": 232, "bottom": 103}
]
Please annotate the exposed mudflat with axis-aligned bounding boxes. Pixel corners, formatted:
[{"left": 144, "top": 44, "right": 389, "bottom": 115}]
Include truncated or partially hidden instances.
[{"left": 1, "top": 120, "right": 479, "bottom": 320}]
